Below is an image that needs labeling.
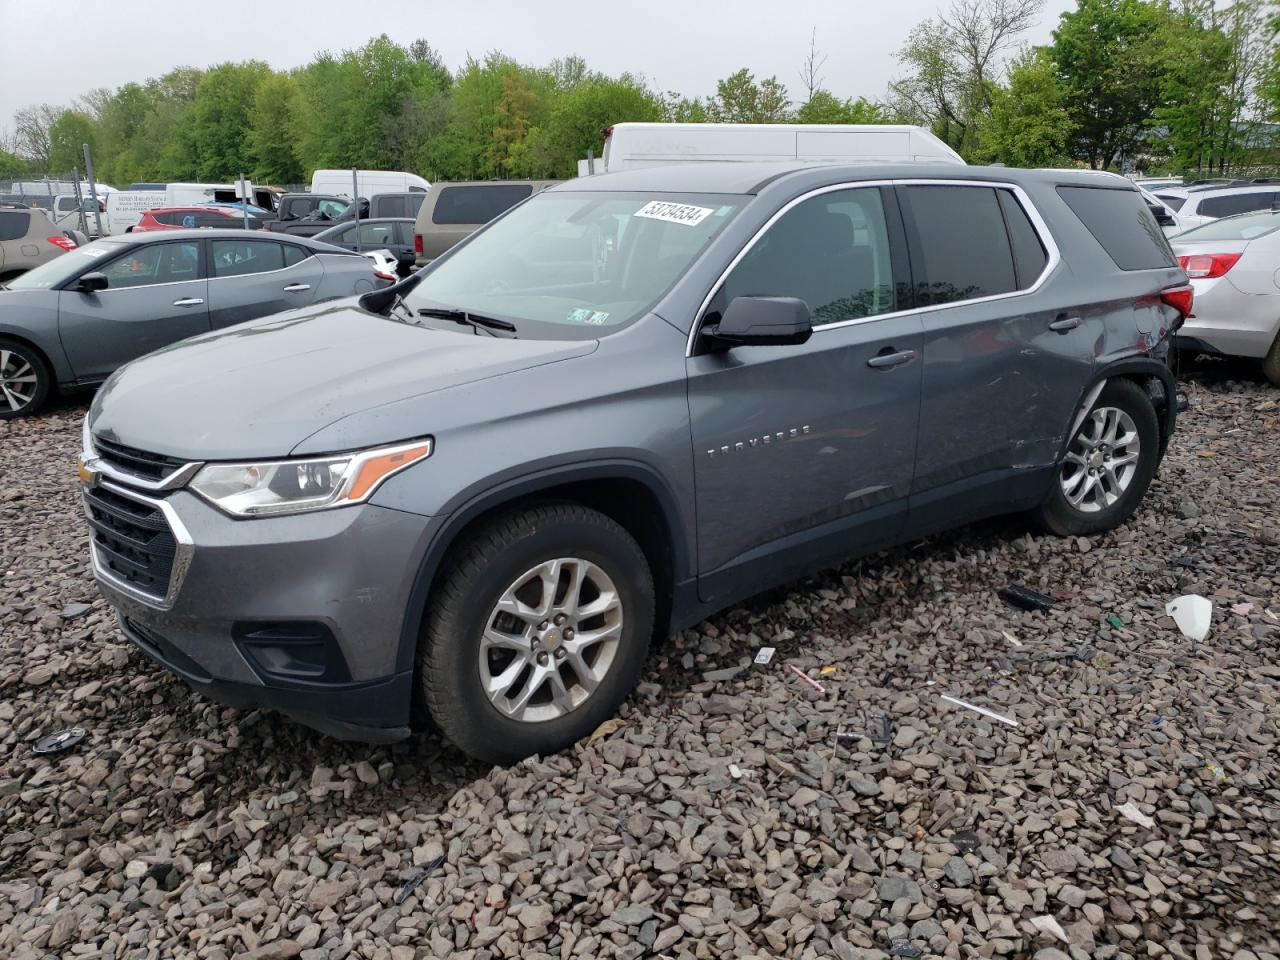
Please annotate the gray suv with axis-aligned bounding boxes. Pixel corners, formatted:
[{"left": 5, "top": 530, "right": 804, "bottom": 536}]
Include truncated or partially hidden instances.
[{"left": 80, "top": 163, "right": 1189, "bottom": 764}]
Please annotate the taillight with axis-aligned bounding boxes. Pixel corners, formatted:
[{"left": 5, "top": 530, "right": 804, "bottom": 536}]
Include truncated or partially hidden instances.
[
  {"left": 413, "top": 233, "right": 423, "bottom": 255},
  {"left": 1161, "top": 283, "right": 1194, "bottom": 324},
  {"left": 47, "top": 235, "right": 76, "bottom": 251},
  {"left": 1176, "top": 253, "right": 1240, "bottom": 279},
  {"left": 374, "top": 270, "right": 397, "bottom": 281}
]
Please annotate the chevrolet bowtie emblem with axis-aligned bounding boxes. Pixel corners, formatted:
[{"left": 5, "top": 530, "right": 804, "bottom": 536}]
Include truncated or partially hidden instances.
[{"left": 77, "top": 457, "right": 100, "bottom": 489}]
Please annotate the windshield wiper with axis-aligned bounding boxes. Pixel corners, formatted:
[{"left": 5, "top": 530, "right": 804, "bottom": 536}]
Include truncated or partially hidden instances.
[{"left": 418, "top": 307, "right": 517, "bottom": 334}]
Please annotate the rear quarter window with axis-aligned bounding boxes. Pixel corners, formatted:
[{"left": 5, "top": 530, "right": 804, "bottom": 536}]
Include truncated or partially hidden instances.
[
  {"left": 1197, "top": 191, "right": 1278, "bottom": 219},
  {"left": 1056, "top": 186, "right": 1176, "bottom": 271},
  {"left": 0, "top": 211, "right": 30, "bottom": 241},
  {"left": 432, "top": 185, "right": 534, "bottom": 226}
]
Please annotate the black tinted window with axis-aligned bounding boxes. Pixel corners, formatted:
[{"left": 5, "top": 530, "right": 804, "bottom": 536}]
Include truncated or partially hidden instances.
[
  {"left": 721, "top": 186, "right": 897, "bottom": 326},
  {"left": 998, "top": 190, "right": 1049, "bottom": 289},
  {"left": 0, "top": 211, "right": 29, "bottom": 241},
  {"left": 900, "top": 185, "right": 1016, "bottom": 305},
  {"left": 432, "top": 185, "right": 534, "bottom": 225},
  {"left": 196, "top": 212, "right": 233, "bottom": 228},
  {"left": 1057, "top": 186, "right": 1176, "bottom": 271},
  {"left": 1198, "top": 191, "right": 1278, "bottom": 219},
  {"left": 282, "top": 245, "right": 310, "bottom": 267},
  {"left": 1155, "top": 193, "right": 1186, "bottom": 212},
  {"left": 211, "top": 239, "right": 285, "bottom": 277},
  {"left": 377, "top": 196, "right": 407, "bottom": 218}
]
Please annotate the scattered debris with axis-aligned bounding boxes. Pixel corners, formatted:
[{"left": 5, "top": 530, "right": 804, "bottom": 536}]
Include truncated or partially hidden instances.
[
  {"left": 998, "top": 585, "right": 1056, "bottom": 612},
  {"left": 1204, "top": 762, "right": 1227, "bottom": 783},
  {"left": 833, "top": 725, "right": 860, "bottom": 747},
  {"left": 940, "top": 694, "right": 1018, "bottom": 728},
  {"left": 394, "top": 853, "right": 445, "bottom": 905},
  {"left": 1166, "top": 594, "right": 1212, "bottom": 641},
  {"left": 1001, "top": 630, "right": 1023, "bottom": 647},
  {"left": 1231, "top": 601, "right": 1254, "bottom": 616},
  {"left": 1152, "top": 715, "right": 1167, "bottom": 727},
  {"left": 1105, "top": 614, "right": 1125, "bottom": 628},
  {"left": 950, "top": 831, "right": 980, "bottom": 852},
  {"left": 1115, "top": 802, "right": 1156, "bottom": 829},
  {"left": 867, "top": 713, "right": 893, "bottom": 744},
  {"left": 587, "top": 718, "right": 624, "bottom": 744},
  {"left": 753, "top": 646, "right": 776, "bottom": 665},
  {"left": 1170, "top": 555, "right": 1202, "bottom": 569},
  {"left": 1030, "top": 914, "right": 1070, "bottom": 944},
  {"left": 784, "top": 662, "right": 826, "bottom": 694},
  {"left": 33, "top": 728, "right": 86, "bottom": 755},
  {"left": 728, "top": 763, "right": 749, "bottom": 779},
  {"left": 889, "top": 943, "right": 923, "bottom": 958},
  {"left": 818, "top": 665, "right": 837, "bottom": 676}
]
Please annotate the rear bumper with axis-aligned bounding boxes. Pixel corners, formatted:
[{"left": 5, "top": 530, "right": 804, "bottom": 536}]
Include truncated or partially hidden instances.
[{"left": 1179, "top": 278, "right": 1280, "bottom": 358}]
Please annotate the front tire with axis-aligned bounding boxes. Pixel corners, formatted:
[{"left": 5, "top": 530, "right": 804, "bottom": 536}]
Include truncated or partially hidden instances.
[
  {"left": 0, "top": 339, "right": 52, "bottom": 419},
  {"left": 1262, "top": 330, "right": 1280, "bottom": 387},
  {"left": 1033, "top": 379, "right": 1160, "bottom": 536},
  {"left": 420, "top": 503, "right": 655, "bottom": 765}
]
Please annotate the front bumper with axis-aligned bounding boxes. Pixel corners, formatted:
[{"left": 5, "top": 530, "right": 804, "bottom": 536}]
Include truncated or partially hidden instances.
[{"left": 85, "top": 480, "right": 434, "bottom": 742}]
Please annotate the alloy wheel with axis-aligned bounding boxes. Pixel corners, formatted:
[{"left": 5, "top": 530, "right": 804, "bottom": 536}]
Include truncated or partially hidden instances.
[
  {"left": 1060, "top": 405, "right": 1141, "bottom": 513},
  {"left": 0, "top": 349, "right": 38, "bottom": 414},
  {"left": 479, "top": 557, "right": 623, "bottom": 723}
]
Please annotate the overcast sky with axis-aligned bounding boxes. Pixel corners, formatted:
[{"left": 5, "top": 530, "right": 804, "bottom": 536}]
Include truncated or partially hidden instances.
[{"left": 0, "top": 0, "right": 1077, "bottom": 130}]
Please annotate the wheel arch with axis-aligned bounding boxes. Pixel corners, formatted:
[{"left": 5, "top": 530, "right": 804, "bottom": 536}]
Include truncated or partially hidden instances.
[
  {"left": 0, "top": 331, "right": 62, "bottom": 394},
  {"left": 1058, "top": 358, "right": 1177, "bottom": 464},
  {"left": 395, "top": 460, "right": 690, "bottom": 678}
]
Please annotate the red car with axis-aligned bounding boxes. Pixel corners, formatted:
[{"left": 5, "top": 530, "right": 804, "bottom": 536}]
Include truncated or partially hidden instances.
[{"left": 132, "top": 206, "right": 265, "bottom": 233}]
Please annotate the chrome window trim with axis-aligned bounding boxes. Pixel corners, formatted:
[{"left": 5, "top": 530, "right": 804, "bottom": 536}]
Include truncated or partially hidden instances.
[
  {"left": 82, "top": 479, "right": 194, "bottom": 611},
  {"left": 685, "top": 178, "right": 1062, "bottom": 357}
]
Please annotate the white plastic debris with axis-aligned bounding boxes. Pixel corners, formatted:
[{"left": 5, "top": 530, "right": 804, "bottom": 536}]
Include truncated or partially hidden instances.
[
  {"left": 1116, "top": 801, "right": 1155, "bottom": 829},
  {"left": 728, "top": 763, "right": 744, "bottom": 779},
  {"left": 1166, "top": 594, "right": 1212, "bottom": 641},
  {"left": 1030, "top": 914, "right": 1069, "bottom": 944},
  {"left": 1001, "top": 630, "right": 1023, "bottom": 648},
  {"left": 754, "top": 646, "right": 776, "bottom": 665},
  {"left": 940, "top": 694, "right": 1019, "bottom": 727}
]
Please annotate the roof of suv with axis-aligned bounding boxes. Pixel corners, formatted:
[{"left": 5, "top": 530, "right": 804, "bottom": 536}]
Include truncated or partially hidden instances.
[
  {"left": 95, "top": 228, "right": 359, "bottom": 251},
  {"left": 553, "top": 162, "right": 1142, "bottom": 195}
]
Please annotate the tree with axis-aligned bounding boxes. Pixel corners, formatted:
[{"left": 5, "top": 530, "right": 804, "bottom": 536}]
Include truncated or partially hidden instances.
[
  {"left": 0, "top": 148, "right": 26, "bottom": 182},
  {"left": 796, "top": 90, "right": 887, "bottom": 124},
  {"left": 1052, "top": 0, "right": 1168, "bottom": 169},
  {"left": 707, "top": 69, "right": 791, "bottom": 122},
  {"left": 248, "top": 73, "right": 304, "bottom": 184},
  {"left": 545, "top": 74, "right": 664, "bottom": 174},
  {"left": 48, "top": 110, "right": 96, "bottom": 173},
  {"left": 798, "top": 27, "right": 828, "bottom": 104},
  {"left": 976, "top": 47, "right": 1073, "bottom": 165},
  {"left": 12, "top": 104, "right": 60, "bottom": 169},
  {"left": 187, "top": 61, "right": 272, "bottom": 180}
]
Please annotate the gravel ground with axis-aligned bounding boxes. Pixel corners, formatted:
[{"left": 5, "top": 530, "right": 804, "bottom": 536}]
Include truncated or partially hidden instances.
[{"left": 1, "top": 360, "right": 1277, "bottom": 960}]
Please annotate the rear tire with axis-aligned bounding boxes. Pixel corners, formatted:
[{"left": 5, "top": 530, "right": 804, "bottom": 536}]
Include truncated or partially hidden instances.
[
  {"left": 0, "top": 338, "right": 52, "bottom": 419},
  {"left": 1033, "top": 379, "right": 1160, "bottom": 536},
  {"left": 1262, "top": 330, "right": 1280, "bottom": 387},
  {"left": 420, "top": 503, "right": 654, "bottom": 765}
]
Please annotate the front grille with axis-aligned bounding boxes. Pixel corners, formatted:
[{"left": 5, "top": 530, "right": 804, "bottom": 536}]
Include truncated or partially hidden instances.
[
  {"left": 93, "top": 437, "right": 187, "bottom": 480},
  {"left": 85, "top": 486, "right": 177, "bottom": 599}
]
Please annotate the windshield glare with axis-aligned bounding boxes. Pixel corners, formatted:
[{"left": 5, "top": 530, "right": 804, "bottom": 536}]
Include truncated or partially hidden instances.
[
  {"left": 1178, "top": 210, "right": 1280, "bottom": 242},
  {"left": 6, "top": 239, "right": 127, "bottom": 290},
  {"left": 406, "top": 191, "right": 745, "bottom": 335}
]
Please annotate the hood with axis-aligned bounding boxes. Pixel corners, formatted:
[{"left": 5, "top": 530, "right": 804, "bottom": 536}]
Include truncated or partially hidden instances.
[{"left": 89, "top": 302, "right": 597, "bottom": 460}]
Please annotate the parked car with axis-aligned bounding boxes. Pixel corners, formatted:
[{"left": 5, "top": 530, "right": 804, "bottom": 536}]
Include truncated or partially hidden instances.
[
  {"left": 260, "top": 193, "right": 351, "bottom": 236},
  {"left": 359, "top": 247, "right": 401, "bottom": 282},
  {"left": 1137, "top": 185, "right": 1183, "bottom": 236},
  {"left": 1151, "top": 182, "right": 1280, "bottom": 230},
  {"left": 0, "top": 230, "right": 382, "bottom": 418},
  {"left": 78, "top": 163, "right": 1187, "bottom": 763},
  {"left": 1171, "top": 210, "right": 1280, "bottom": 384},
  {"left": 0, "top": 204, "right": 74, "bottom": 282},
  {"left": 133, "top": 206, "right": 269, "bottom": 232},
  {"left": 314, "top": 218, "right": 416, "bottom": 275},
  {"left": 51, "top": 194, "right": 106, "bottom": 237},
  {"left": 413, "top": 180, "right": 559, "bottom": 266}
]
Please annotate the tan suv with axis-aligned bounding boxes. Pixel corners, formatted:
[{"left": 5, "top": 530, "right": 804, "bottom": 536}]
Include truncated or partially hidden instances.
[
  {"left": 0, "top": 205, "right": 70, "bottom": 282},
  {"left": 413, "top": 180, "right": 559, "bottom": 266}
]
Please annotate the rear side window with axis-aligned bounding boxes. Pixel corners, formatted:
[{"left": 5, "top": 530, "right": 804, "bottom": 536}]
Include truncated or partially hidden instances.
[
  {"left": 899, "top": 185, "right": 1016, "bottom": 305},
  {"left": 1197, "top": 191, "right": 1278, "bottom": 219},
  {"left": 1155, "top": 193, "right": 1186, "bottom": 212},
  {"left": 432, "top": 185, "right": 534, "bottom": 225},
  {"left": 282, "top": 245, "right": 310, "bottom": 267},
  {"left": 1057, "top": 186, "right": 1176, "bottom": 271},
  {"left": 998, "top": 190, "right": 1049, "bottom": 289},
  {"left": 211, "top": 239, "right": 285, "bottom": 277},
  {"left": 377, "top": 196, "right": 407, "bottom": 218},
  {"left": 0, "top": 211, "right": 30, "bottom": 241}
]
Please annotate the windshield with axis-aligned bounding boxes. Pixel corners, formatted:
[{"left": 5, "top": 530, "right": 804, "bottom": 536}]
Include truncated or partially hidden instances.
[
  {"left": 6, "top": 239, "right": 128, "bottom": 290},
  {"left": 406, "top": 190, "right": 746, "bottom": 336},
  {"left": 1176, "top": 210, "right": 1280, "bottom": 242}
]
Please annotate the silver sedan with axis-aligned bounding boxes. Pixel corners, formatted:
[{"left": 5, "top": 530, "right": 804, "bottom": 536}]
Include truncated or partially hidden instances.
[
  {"left": 0, "top": 229, "right": 386, "bottom": 417},
  {"left": 1171, "top": 211, "right": 1280, "bottom": 385}
]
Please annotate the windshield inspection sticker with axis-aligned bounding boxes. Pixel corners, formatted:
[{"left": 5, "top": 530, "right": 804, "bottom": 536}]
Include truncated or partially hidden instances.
[
  {"left": 635, "top": 200, "right": 714, "bottom": 227},
  {"left": 567, "top": 308, "right": 610, "bottom": 325}
]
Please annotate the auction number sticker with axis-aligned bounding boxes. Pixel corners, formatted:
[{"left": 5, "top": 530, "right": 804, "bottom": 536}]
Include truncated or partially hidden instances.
[{"left": 635, "top": 200, "right": 713, "bottom": 227}]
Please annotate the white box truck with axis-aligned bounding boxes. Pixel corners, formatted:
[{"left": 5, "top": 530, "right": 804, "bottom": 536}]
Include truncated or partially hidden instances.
[
  {"left": 589, "top": 123, "right": 965, "bottom": 173},
  {"left": 310, "top": 170, "right": 430, "bottom": 200}
]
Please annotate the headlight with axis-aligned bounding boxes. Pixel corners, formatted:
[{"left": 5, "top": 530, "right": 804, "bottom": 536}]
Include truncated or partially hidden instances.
[{"left": 189, "top": 440, "right": 432, "bottom": 517}]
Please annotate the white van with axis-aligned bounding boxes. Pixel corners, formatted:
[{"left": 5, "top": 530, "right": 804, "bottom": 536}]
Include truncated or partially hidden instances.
[
  {"left": 593, "top": 123, "right": 965, "bottom": 173},
  {"left": 104, "top": 190, "right": 167, "bottom": 235},
  {"left": 165, "top": 182, "right": 276, "bottom": 210},
  {"left": 310, "top": 169, "right": 430, "bottom": 200}
]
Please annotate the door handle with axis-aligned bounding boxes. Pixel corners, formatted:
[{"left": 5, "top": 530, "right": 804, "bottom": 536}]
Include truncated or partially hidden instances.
[
  {"left": 866, "top": 348, "right": 917, "bottom": 369},
  {"left": 172, "top": 298, "right": 204, "bottom": 307},
  {"left": 283, "top": 283, "right": 311, "bottom": 292},
  {"left": 1049, "top": 315, "right": 1082, "bottom": 332}
]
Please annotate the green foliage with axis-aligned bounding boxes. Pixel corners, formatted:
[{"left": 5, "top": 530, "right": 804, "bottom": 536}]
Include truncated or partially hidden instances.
[
  {"left": 0, "top": 149, "right": 27, "bottom": 182},
  {"left": 796, "top": 91, "right": 887, "bottom": 124},
  {"left": 248, "top": 74, "right": 303, "bottom": 184},
  {"left": 48, "top": 111, "right": 97, "bottom": 172},
  {"left": 544, "top": 75, "right": 664, "bottom": 173},
  {"left": 976, "top": 48, "right": 1073, "bottom": 166},
  {"left": 706, "top": 69, "right": 791, "bottom": 122}
]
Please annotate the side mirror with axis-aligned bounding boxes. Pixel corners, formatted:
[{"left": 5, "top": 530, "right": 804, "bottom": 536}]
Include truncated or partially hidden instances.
[
  {"left": 76, "top": 272, "right": 108, "bottom": 293},
  {"left": 706, "top": 296, "right": 812, "bottom": 348}
]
